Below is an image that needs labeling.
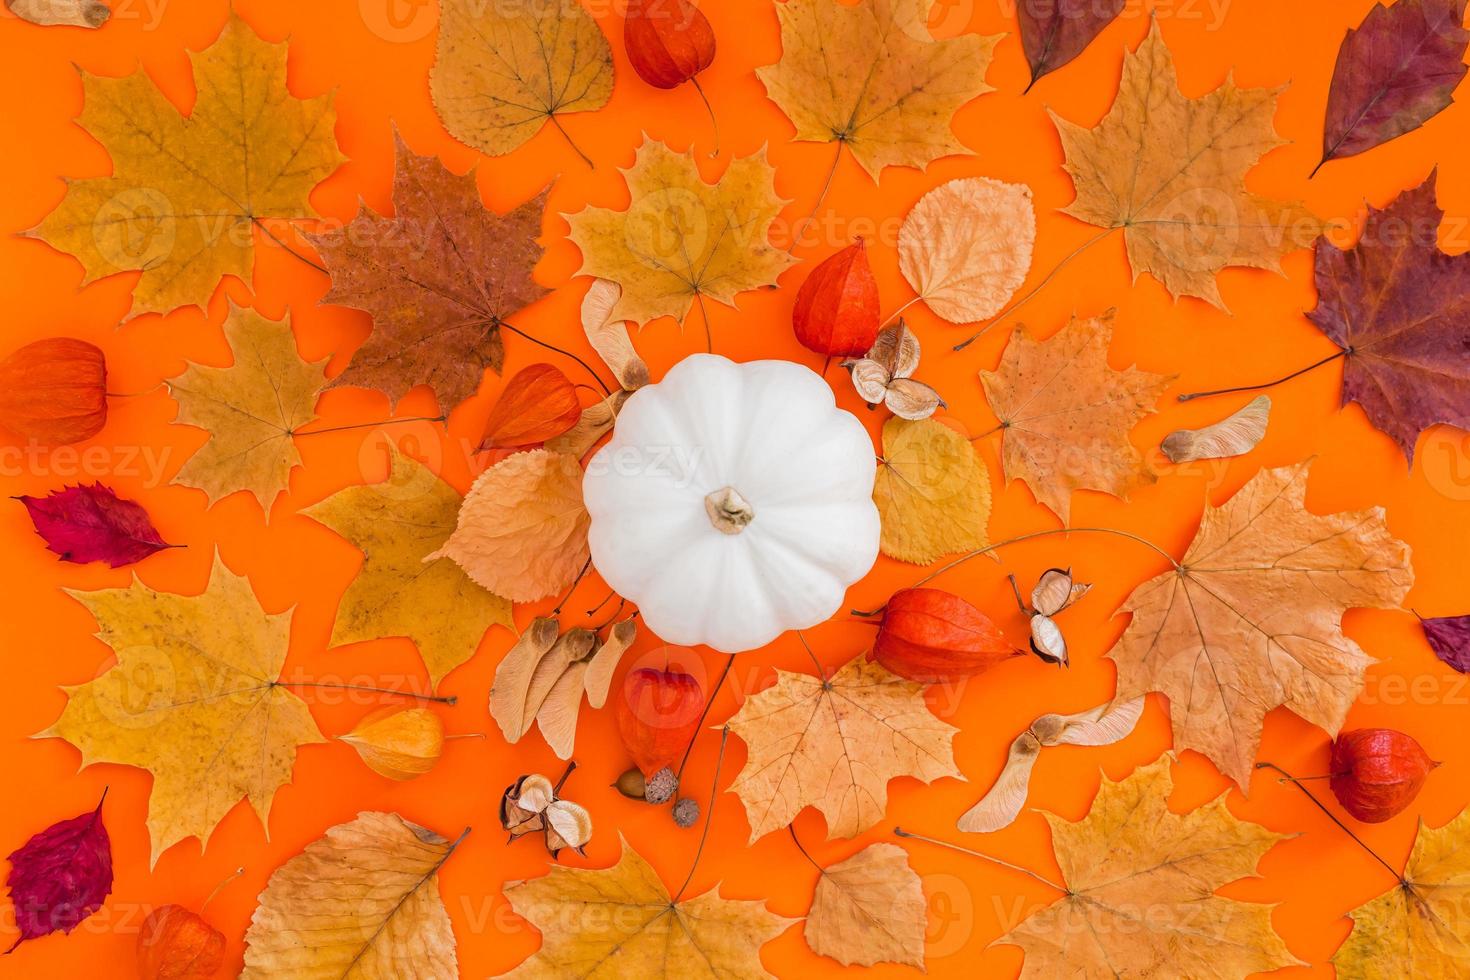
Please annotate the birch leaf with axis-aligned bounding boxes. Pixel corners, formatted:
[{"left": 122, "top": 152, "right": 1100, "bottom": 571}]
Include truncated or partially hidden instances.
[
  {"left": 804, "top": 842, "right": 926, "bottom": 969},
  {"left": 873, "top": 417, "right": 990, "bottom": 564}
]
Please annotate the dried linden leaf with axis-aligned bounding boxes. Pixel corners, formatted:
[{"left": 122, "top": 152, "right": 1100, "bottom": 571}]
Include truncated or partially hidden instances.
[
  {"left": 980, "top": 312, "right": 1171, "bottom": 523},
  {"left": 431, "top": 0, "right": 613, "bottom": 160},
  {"left": 429, "top": 449, "right": 590, "bottom": 603},
  {"left": 757, "top": 0, "right": 999, "bottom": 179},
  {"left": 168, "top": 305, "right": 326, "bottom": 509},
  {"left": 1053, "top": 21, "right": 1317, "bottom": 306},
  {"left": 42, "top": 554, "right": 324, "bottom": 864},
  {"left": 899, "top": 177, "right": 1036, "bottom": 324},
  {"left": 805, "top": 842, "right": 926, "bottom": 969},
  {"left": 873, "top": 417, "right": 990, "bottom": 564},
  {"left": 1112, "top": 462, "right": 1413, "bottom": 787},
  {"left": 727, "top": 656, "right": 961, "bottom": 843},
  {"left": 33, "top": 16, "right": 342, "bottom": 315},
  {"left": 565, "top": 140, "right": 798, "bottom": 326},
  {"left": 502, "top": 835, "right": 794, "bottom": 978},
  {"left": 303, "top": 442, "right": 512, "bottom": 686},
  {"left": 242, "top": 811, "right": 463, "bottom": 979},
  {"left": 995, "top": 758, "right": 1301, "bottom": 978}
]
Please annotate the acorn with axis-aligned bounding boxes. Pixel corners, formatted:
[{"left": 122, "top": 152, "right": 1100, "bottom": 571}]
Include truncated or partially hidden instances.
[
  {"left": 645, "top": 766, "right": 678, "bottom": 805},
  {"left": 613, "top": 767, "right": 647, "bottom": 800},
  {"left": 672, "top": 797, "right": 700, "bottom": 828}
]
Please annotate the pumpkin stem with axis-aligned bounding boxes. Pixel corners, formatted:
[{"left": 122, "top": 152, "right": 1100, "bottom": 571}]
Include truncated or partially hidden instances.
[{"left": 704, "top": 486, "right": 754, "bottom": 534}]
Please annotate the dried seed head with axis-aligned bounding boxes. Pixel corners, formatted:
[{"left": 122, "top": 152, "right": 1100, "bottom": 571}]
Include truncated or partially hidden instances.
[
  {"left": 672, "top": 797, "right": 700, "bottom": 828},
  {"left": 613, "top": 767, "right": 647, "bottom": 800},
  {"left": 1029, "top": 615, "right": 1069, "bottom": 667},
  {"left": 645, "top": 766, "right": 678, "bottom": 805}
]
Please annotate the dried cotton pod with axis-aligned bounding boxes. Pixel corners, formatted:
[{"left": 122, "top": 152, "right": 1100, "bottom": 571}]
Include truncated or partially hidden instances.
[
  {"left": 1162, "top": 395, "right": 1270, "bottom": 463},
  {"left": 844, "top": 321, "right": 944, "bottom": 420},
  {"left": 501, "top": 767, "right": 593, "bottom": 856},
  {"left": 338, "top": 706, "right": 444, "bottom": 781},
  {"left": 543, "top": 800, "right": 593, "bottom": 856}
]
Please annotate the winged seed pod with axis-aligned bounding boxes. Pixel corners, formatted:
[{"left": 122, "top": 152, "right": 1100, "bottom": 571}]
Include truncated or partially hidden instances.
[
  {"left": 844, "top": 321, "right": 944, "bottom": 420},
  {"left": 338, "top": 707, "right": 445, "bottom": 781},
  {"left": 958, "top": 698, "right": 1144, "bottom": 832},
  {"left": 1161, "top": 395, "right": 1271, "bottom": 463},
  {"left": 6, "top": 0, "right": 110, "bottom": 27}
]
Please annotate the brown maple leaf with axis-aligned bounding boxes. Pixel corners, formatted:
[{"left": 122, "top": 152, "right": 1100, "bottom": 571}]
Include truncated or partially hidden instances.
[
  {"left": 308, "top": 134, "right": 547, "bottom": 410},
  {"left": 980, "top": 312, "right": 1172, "bottom": 523},
  {"left": 1111, "top": 462, "right": 1413, "bottom": 787}
]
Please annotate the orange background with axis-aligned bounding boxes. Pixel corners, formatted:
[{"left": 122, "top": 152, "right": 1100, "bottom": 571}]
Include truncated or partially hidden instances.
[{"left": 2, "top": 0, "right": 1469, "bottom": 976}]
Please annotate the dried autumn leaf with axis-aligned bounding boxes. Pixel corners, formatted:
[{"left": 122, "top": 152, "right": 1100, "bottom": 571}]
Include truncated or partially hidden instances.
[
  {"left": 981, "top": 312, "right": 1171, "bottom": 522},
  {"left": 957, "top": 697, "right": 1143, "bottom": 833},
  {"left": 1318, "top": 0, "right": 1469, "bottom": 174},
  {"left": 727, "top": 656, "right": 961, "bottom": 843},
  {"left": 168, "top": 305, "right": 326, "bottom": 508},
  {"left": 307, "top": 135, "right": 547, "bottom": 410},
  {"left": 42, "top": 555, "right": 325, "bottom": 863},
  {"left": 1162, "top": 395, "right": 1271, "bottom": 463},
  {"left": 1419, "top": 611, "right": 1470, "bottom": 672},
  {"left": 873, "top": 417, "right": 990, "bottom": 564},
  {"left": 1017, "top": 0, "right": 1123, "bottom": 90},
  {"left": 241, "top": 811, "right": 464, "bottom": 979},
  {"left": 566, "top": 141, "right": 797, "bottom": 325},
  {"left": 580, "top": 279, "right": 649, "bottom": 391},
  {"left": 32, "top": 16, "right": 341, "bottom": 315},
  {"left": 1333, "top": 807, "right": 1470, "bottom": 975},
  {"left": 6, "top": 0, "right": 109, "bottom": 26},
  {"left": 304, "top": 442, "right": 512, "bottom": 685},
  {"left": 757, "top": 0, "right": 998, "bottom": 178},
  {"left": 804, "top": 842, "right": 925, "bottom": 969},
  {"left": 431, "top": 0, "right": 613, "bottom": 161},
  {"left": 1111, "top": 462, "right": 1413, "bottom": 787},
  {"left": 502, "top": 835, "right": 794, "bottom": 978},
  {"left": 489, "top": 618, "right": 561, "bottom": 743},
  {"left": 479, "top": 365, "right": 581, "bottom": 452},
  {"left": 4, "top": 790, "right": 111, "bottom": 952},
  {"left": 1307, "top": 171, "right": 1470, "bottom": 464},
  {"left": 17, "top": 484, "right": 172, "bottom": 568},
  {"left": 1053, "top": 21, "right": 1316, "bottom": 306},
  {"left": 429, "top": 449, "right": 590, "bottom": 603},
  {"left": 898, "top": 177, "right": 1036, "bottom": 324},
  {"left": 545, "top": 390, "right": 629, "bottom": 458},
  {"left": 0, "top": 337, "right": 108, "bottom": 444},
  {"left": 583, "top": 617, "right": 637, "bottom": 709},
  {"left": 995, "top": 758, "right": 1300, "bottom": 977}
]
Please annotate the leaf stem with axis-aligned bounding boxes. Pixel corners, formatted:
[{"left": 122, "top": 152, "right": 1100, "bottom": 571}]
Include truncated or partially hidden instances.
[
  {"left": 201, "top": 867, "right": 245, "bottom": 913},
  {"left": 694, "top": 292, "right": 714, "bottom": 353},
  {"left": 1176, "top": 347, "right": 1349, "bottom": 402},
  {"left": 1255, "top": 762, "right": 1403, "bottom": 884},
  {"left": 292, "top": 414, "right": 446, "bottom": 437},
  {"left": 879, "top": 297, "right": 923, "bottom": 330},
  {"left": 675, "top": 653, "right": 737, "bottom": 783},
  {"left": 953, "top": 229, "right": 1114, "bottom": 352},
  {"left": 253, "top": 217, "right": 329, "bottom": 275},
  {"left": 500, "top": 319, "right": 612, "bottom": 396},
  {"left": 850, "top": 526, "right": 1179, "bottom": 617},
  {"left": 785, "top": 140, "right": 844, "bottom": 255},
  {"left": 548, "top": 114, "right": 593, "bottom": 169},
  {"left": 273, "top": 682, "right": 456, "bottom": 705},
  {"left": 551, "top": 558, "right": 593, "bottom": 615},
  {"left": 789, "top": 824, "right": 823, "bottom": 873},
  {"left": 672, "top": 725, "right": 729, "bottom": 904},
  {"left": 690, "top": 76, "right": 720, "bottom": 159},
  {"left": 893, "top": 826, "right": 1068, "bottom": 893}
]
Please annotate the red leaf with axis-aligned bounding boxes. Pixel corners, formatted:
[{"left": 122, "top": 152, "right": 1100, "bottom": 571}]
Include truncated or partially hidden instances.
[
  {"left": 17, "top": 484, "right": 172, "bottom": 568},
  {"left": 1307, "top": 172, "right": 1470, "bottom": 463},
  {"left": 1318, "top": 0, "right": 1469, "bottom": 173},
  {"left": 1017, "top": 0, "right": 1124, "bottom": 91},
  {"left": 478, "top": 364, "right": 582, "bottom": 452},
  {"left": 792, "top": 240, "right": 880, "bottom": 358},
  {"left": 5, "top": 789, "right": 112, "bottom": 953},
  {"left": 615, "top": 667, "right": 703, "bottom": 776},
  {"left": 136, "top": 904, "right": 226, "bottom": 980},
  {"left": 625, "top": 0, "right": 716, "bottom": 89},
  {"left": 0, "top": 338, "right": 107, "bottom": 446},
  {"left": 1419, "top": 612, "right": 1470, "bottom": 672},
  {"left": 873, "top": 588, "right": 1016, "bottom": 683},
  {"left": 1330, "top": 728, "right": 1438, "bottom": 823}
]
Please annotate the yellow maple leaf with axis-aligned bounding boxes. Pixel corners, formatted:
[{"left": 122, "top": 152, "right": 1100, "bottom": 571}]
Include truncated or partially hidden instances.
[
  {"left": 168, "top": 304, "right": 326, "bottom": 508},
  {"left": 242, "top": 811, "right": 464, "bottom": 979},
  {"left": 873, "top": 416, "right": 990, "bottom": 564},
  {"left": 429, "top": 449, "right": 590, "bottom": 603},
  {"left": 431, "top": 0, "right": 613, "bottom": 163},
  {"left": 1334, "top": 809, "right": 1470, "bottom": 977},
  {"left": 727, "top": 656, "right": 961, "bottom": 843},
  {"left": 996, "top": 758, "right": 1301, "bottom": 978},
  {"left": 303, "top": 442, "right": 512, "bottom": 686},
  {"left": 805, "top": 842, "right": 927, "bottom": 969},
  {"left": 757, "top": 0, "right": 998, "bottom": 178},
  {"left": 33, "top": 15, "right": 341, "bottom": 315},
  {"left": 1053, "top": 21, "right": 1317, "bottom": 306},
  {"left": 502, "top": 835, "right": 795, "bottom": 978},
  {"left": 980, "top": 312, "right": 1173, "bottom": 522},
  {"left": 1112, "top": 462, "right": 1413, "bottom": 787},
  {"left": 565, "top": 140, "right": 798, "bottom": 326},
  {"left": 42, "top": 554, "right": 323, "bottom": 864}
]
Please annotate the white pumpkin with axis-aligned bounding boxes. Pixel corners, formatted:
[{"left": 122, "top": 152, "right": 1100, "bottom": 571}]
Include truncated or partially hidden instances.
[{"left": 583, "top": 354, "right": 880, "bottom": 653}]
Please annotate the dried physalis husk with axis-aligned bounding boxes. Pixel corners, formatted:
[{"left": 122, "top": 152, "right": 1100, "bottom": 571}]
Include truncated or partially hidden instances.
[
  {"left": 843, "top": 321, "right": 944, "bottom": 420},
  {"left": 1161, "top": 395, "right": 1270, "bottom": 463},
  {"left": 338, "top": 706, "right": 445, "bottom": 781},
  {"left": 957, "top": 698, "right": 1144, "bottom": 833},
  {"left": 7, "top": 0, "right": 110, "bottom": 27}
]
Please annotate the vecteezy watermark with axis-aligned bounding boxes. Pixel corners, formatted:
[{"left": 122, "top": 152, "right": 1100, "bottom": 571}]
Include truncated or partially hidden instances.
[
  {"left": 584, "top": 444, "right": 706, "bottom": 489},
  {"left": 0, "top": 442, "right": 173, "bottom": 486}
]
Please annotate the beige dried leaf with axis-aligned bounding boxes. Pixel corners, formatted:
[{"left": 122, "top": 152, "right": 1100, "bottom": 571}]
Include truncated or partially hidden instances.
[
  {"left": 489, "top": 618, "right": 560, "bottom": 743},
  {"left": 241, "top": 811, "right": 462, "bottom": 979},
  {"left": 805, "top": 842, "right": 926, "bottom": 969},
  {"left": 583, "top": 618, "right": 637, "bottom": 710},
  {"left": 581, "top": 280, "right": 649, "bottom": 391},
  {"left": 1162, "top": 395, "right": 1271, "bottom": 463},
  {"left": 429, "top": 449, "right": 590, "bottom": 603},
  {"left": 545, "top": 390, "right": 629, "bottom": 458},
  {"left": 899, "top": 177, "right": 1036, "bottom": 324}
]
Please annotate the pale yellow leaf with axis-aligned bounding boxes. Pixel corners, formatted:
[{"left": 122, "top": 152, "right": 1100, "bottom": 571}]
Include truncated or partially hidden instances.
[{"left": 873, "top": 417, "right": 990, "bottom": 564}]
